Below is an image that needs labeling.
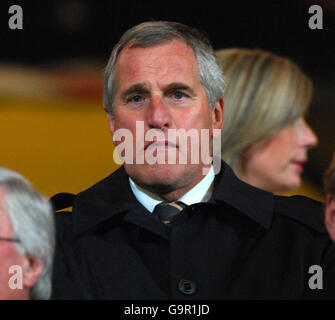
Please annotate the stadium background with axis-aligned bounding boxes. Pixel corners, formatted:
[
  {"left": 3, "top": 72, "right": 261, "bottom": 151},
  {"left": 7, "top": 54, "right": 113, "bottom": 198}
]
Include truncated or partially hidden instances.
[{"left": 0, "top": 0, "right": 334, "bottom": 201}]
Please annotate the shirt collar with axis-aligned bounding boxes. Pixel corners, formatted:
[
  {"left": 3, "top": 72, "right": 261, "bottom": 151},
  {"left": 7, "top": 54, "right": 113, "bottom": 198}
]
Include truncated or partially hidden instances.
[
  {"left": 129, "top": 166, "right": 215, "bottom": 213},
  {"left": 73, "top": 161, "right": 273, "bottom": 235}
]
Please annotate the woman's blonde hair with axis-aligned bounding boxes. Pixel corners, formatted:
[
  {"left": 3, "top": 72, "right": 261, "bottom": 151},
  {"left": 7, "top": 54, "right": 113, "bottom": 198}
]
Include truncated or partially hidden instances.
[{"left": 216, "top": 48, "right": 313, "bottom": 173}]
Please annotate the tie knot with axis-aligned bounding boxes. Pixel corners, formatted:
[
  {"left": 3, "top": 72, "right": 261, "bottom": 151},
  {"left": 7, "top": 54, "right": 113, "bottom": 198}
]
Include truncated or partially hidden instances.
[{"left": 153, "top": 201, "right": 187, "bottom": 224}]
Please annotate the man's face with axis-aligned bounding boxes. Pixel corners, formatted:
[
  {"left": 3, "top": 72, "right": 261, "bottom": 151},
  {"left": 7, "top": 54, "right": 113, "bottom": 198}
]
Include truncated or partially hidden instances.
[
  {"left": 108, "top": 40, "right": 223, "bottom": 198},
  {"left": 0, "top": 188, "right": 26, "bottom": 299}
]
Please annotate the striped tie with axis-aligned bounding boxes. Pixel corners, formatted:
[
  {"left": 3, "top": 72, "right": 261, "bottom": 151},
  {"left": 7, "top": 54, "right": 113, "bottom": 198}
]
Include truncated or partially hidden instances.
[{"left": 153, "top": 201, "right": 187, "bottom": 224}]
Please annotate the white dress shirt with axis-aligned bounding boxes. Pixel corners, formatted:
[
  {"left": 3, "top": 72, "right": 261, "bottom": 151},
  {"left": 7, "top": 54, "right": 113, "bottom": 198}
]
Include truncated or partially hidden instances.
[{"left": 129, "top": 166, "right": 215, "bottom": 213}]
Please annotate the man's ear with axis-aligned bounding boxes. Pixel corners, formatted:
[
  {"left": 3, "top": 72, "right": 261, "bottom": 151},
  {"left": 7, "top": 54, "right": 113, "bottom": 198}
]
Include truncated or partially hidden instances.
[
  {"left": 211, "top": 98, "right": 224, "bottom": 138},
  {"left": 104, "top": 107, "right": 115, "bottom": 137},
  {"left": 22, "top": 254, "right": 44, "bottom": 290},
  {"left": 325, "top": 194, "right": 335, "bottom": 242}
]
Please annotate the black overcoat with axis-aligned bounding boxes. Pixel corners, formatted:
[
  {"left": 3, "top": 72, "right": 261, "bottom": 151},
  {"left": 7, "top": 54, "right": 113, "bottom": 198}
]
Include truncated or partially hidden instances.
[{"left": 51, "top": 162, "right": 335, "bottom": 299}]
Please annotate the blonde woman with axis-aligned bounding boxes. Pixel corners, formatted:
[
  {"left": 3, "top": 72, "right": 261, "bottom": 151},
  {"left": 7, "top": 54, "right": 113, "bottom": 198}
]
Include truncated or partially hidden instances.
[{"left": 216, "top": 48, "right": 318, "bottom": 193}]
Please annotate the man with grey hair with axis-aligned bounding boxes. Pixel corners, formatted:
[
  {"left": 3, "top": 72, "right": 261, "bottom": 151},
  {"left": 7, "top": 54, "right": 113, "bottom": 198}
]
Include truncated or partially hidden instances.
[
  {"left": 0, "top": 168, "right": 55, "bottom": 300},
  {"left": 52, "top": 21, "right": 335, "bottom": 299}
]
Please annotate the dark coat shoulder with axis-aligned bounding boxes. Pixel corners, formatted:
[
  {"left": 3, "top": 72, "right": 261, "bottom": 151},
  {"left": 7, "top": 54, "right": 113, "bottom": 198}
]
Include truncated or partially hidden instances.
[{"left": 274, "top": 195, "right": 326, "bottom": 234}]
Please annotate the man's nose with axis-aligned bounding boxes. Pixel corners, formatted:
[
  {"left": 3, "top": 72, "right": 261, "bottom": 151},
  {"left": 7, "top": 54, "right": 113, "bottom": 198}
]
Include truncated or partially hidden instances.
[
  {"left": 299, "top": 119, "right": 318, "bottom": 149},
  {"left": 146, "top": 95, "right": 172, "bottom": 130}
]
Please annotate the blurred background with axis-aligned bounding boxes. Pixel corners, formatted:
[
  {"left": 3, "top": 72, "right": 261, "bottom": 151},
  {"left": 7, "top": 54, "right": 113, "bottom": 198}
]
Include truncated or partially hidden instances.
[{"left": 0, "top": 0, "right": 334, "bottom": 199}]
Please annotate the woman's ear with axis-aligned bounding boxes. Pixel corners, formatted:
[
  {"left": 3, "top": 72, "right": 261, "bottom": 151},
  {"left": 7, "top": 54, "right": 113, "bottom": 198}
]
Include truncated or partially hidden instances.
[{"left": 325, "top": 194, "right": 335, "bottom": 242}]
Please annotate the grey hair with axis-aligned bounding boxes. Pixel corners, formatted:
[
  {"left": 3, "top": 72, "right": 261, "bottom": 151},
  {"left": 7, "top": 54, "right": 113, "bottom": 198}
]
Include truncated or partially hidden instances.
[
  {"left": 104, "top": 21, "right": 224, "bottom": 115},
  {"left": 0, "top": 168, "right": 55, "bottom": 300}
]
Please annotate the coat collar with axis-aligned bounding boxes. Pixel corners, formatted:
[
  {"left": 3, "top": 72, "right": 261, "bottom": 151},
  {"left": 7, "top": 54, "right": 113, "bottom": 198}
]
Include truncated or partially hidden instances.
[
  {"left": 211, "top": 161, "right": 274, "bottom": 229},
  {"left": 73, "top": 161, "right": 274, "bottom": 235},
  {"left": 73, "top": 167, "right": 142, "bottom": 235}
]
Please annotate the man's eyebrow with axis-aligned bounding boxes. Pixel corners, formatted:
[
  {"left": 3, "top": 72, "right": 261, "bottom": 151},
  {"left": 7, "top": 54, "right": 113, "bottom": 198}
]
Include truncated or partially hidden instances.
[
  {"left": 163, "top": 83, "right": 196, "bottom": 96},
  {"left": 121, "top": 83, "right": 150, "bottom": 100}
]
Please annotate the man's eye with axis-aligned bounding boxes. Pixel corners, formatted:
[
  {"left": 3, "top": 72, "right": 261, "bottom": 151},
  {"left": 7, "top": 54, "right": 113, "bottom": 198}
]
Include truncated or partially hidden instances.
[
  {"left": 173, "top": 91, "right": 186, "bottom": 99},
  {"left": 128, "top": 95, "right": 143, "bottom": 103}
]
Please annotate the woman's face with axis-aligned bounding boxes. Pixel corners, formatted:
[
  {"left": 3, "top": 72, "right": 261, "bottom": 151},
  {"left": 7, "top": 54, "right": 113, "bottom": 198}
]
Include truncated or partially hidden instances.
[{"left": 239, "top": 118, "right": 318, "bottom": 193}]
